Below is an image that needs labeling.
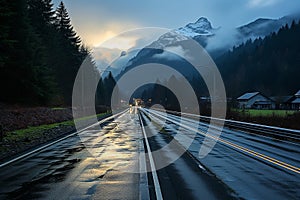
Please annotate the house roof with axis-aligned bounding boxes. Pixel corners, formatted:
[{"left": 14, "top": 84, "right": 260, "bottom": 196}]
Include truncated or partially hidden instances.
[
  {"left": 254, "top": 101, "right": 274, "bottom": 105},
  {"left": 295, "top": 90, "right": 300, "bottom": 97},
  {"left": 282, "top": 96, "right": 294, "bottom": 103},
  {"left": 292, "top": 98, "right": 300, "bottom": 104},
  {"left": 269, "top": 97, "right": 277, "bottom": 101},
  {"left": 270, "top": 96, "right": 294, "bottom": 103},
  {"left": 237, "top": 92, "right": 259, "bottom": 100}
]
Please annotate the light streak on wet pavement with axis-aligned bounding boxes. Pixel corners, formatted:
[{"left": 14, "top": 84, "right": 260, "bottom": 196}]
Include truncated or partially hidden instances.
[{"left": 0, "top": 109, "right": 143, "bottom": 199}]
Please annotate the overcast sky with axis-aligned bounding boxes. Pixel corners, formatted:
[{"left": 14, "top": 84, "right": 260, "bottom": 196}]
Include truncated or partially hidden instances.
[{"left": 52, "top": 0, "right": 300, "bottom": 47}]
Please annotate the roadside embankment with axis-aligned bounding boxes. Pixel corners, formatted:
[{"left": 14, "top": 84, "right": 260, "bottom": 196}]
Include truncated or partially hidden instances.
[{"left": 0, "top": 104, "right": 110, "bottom": 162}]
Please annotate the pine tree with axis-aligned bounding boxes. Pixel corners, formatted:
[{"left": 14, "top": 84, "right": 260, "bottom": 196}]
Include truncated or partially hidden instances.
[
  {"left": 43, "top": 0, "right": 56, "bottom": 24},
  {"left": 0, "top": 0, "right": 54, "bottom": 104},
  {"left": 28, "top": 0, "right": 56, "bottom": 32},
  {"left": 0, "top": 0, "right": 15, "bottom": 68},
  {"left": 0, "top": 0, "right": 102, "bottom": 106},
  {"left": 103, "top": 72, "right": 117, "bottom": 106},
  {"left": 96, "top": 78, "right": 106, "bottom": 106},
  {"left": 27, "top": 0, "right": 59, "bottom": 103},
  {"left": 47, "top": 1, "right": 83, "bottom": 104},
  {"left": 217, "top": 21, "right": 300, "bottom": 97},
  {"left": 55, "top": 2, "right": 81, "bottom": 49}
]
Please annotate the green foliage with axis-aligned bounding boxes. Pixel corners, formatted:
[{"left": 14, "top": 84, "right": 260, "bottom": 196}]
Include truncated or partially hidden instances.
[
  {"left": 101, "top": 71, "right": 118, "bottom": 106},
  {"left": 4, "top": 112, "right": 109, "bottom": 142},
  {"left": 134, "top": 21, "right": 300, "bottom": 112},
  {"left": 217, "top": 20, "right": 300, "bottom": 97},
  {"left": 233, "top": 109, "right": 297, "bottom": 117},
  {"left": 0, "top": 0, "right": 52, "bottom": 103},
  {"left": 5, "top": 121, "right": 74, "bottom": 141},
  {"left": 55, "top": 2, "right": 81, "bottom": 49},
  {"left": 0, "top": 0, "right": 100, "bottom": 106}
]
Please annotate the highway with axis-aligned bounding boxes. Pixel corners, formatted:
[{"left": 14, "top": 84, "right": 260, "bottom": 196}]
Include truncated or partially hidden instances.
[
  {"left": 0, "top": 109, "right": 143, "bottom": 199},
  {"left": 142, "top": 108, "right": 300, "bottom": 199},
  {"left": 0, "top": 107, "right": 299, "bottom": 199}
]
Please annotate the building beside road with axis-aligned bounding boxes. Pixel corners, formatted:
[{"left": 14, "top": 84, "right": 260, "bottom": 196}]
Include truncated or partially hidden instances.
[
  {"left": 291, "top": 90, "right": 300, "bottom": 110},
  {"left": 237, "top": 92, "right": 275, "bottom": 109},
  {"left": 270, "top": 96, "right": 294, "bottom": 109},
  {"left": 237, "top": 90, "right": 300, "bottom": 110}
]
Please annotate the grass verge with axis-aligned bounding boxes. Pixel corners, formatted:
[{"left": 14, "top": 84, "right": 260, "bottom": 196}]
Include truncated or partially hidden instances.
[
  {"left": 233, "top": 109, "right": 297, "bottom": 117},
  {"left": 3, "top": 112, "right": 109, "bottom": 143}
]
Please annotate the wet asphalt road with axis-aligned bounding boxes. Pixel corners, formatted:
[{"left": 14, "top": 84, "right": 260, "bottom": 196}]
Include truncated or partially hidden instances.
[
  {"left": 139, "top": 111, "right": 237, "bottom": 200},
  {"left": 0, "top": 107, "right": 236, "bottom": 200},
  {"left": 143, "top": 108, "right": 300, "bottom": 200},
  {"left": 0, "top": 110, "right": 143, "bottom": 199},
  {"left": 2, "top": 107, "right": 296, "bottom": 199}
]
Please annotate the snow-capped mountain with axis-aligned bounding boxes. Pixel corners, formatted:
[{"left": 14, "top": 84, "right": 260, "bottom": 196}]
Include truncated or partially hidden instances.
[
  {"left": 175, "top": 17, "right": 215, "bottom": 37},
  {"left": 237, "top": 14, "right": 300, "bottom": 40},
  {"left": 149, "top": 17, "right": 215, "bottom": 49},
  {"left": 109, "top": 14, "right": 300, "bottom": 79},
  {"left": 149, "top": 14, "right": 300, "bottom": 53},
  {"left": 148, "top": 31, "right": 189, "bottom": 49}
]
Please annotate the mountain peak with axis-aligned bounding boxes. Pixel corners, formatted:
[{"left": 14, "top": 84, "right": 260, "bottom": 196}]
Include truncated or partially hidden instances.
[
  {"left": 196, "top": 17, "right": 210, "bottom": 23},
  {"left": 175, "top": 17, "right": 213, "bottom": 37},
  {"left": 193, "top": 17, "right": 213, "bottom": 29},
  {"left": 185, "top": 17, "right": 213, "bottom": 30}
]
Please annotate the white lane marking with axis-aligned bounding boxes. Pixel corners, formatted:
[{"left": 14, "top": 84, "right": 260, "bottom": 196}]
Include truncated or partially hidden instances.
[
  {"left": 151, "top": 109, "right": 300, "bottom": 146},
  {"left": 0, "top": 109, "right": 128, "bottom": 168},
  {"left": 153, "top": 108, "right": 300, "bottom": 134},
  {"left": 144, "top": 108, "right": 300, "bottom": 174},
  {"left": 138, "top": 112, "right": 163, "bottom": 200},
  {"left": 139, "top": 127, "right": 150, "bottom": 200},
  {"left": 198, "top": 164, "right": 206, "bottom": 171}
]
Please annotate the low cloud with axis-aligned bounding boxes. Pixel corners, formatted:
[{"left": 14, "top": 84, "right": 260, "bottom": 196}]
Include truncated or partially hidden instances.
[
  {"left": 247, "top": 0, "right": 281, "bottom": 8},
  {"left": 92, "top": 47, "right": 122, "bottom": 70},
  {"left": 92, "top": 28, "right": 169, "bottom": 70},
  {"left": 152, "top": 45, "right": 191, "bottom": 61},
  {"left": 206, "top": 27, "right": 240, "bottom": 52}
]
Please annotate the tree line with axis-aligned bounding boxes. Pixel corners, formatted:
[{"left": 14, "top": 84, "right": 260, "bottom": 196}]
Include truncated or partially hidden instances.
[
  {"left": 0, "top": 0, "right": 116, "bottom": 108},
  {"left": 135, "top": 20, "right": 300, "bottom": 111},
  {"left": 216, "top": 20, "right": 300, "bottom": 98}
]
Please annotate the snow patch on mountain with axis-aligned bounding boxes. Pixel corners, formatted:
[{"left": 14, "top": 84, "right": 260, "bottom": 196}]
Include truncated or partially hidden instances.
[
  {"left": 147, "top": 17, "right": 215, "bottom": 50},
  {"left": 152, "top": 45, "right": 189, "bottom": 61},
  {"left": 175, "top": 17, "right": 214, "bottom": 37},
  {"left": 148, "top": 31, "right": 189, "bottom": 49}
]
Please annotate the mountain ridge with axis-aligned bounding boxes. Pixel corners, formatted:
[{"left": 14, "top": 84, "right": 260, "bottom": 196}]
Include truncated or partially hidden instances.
[{"left": 106, "top": 13, "right": 300, "bottom": 78}]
